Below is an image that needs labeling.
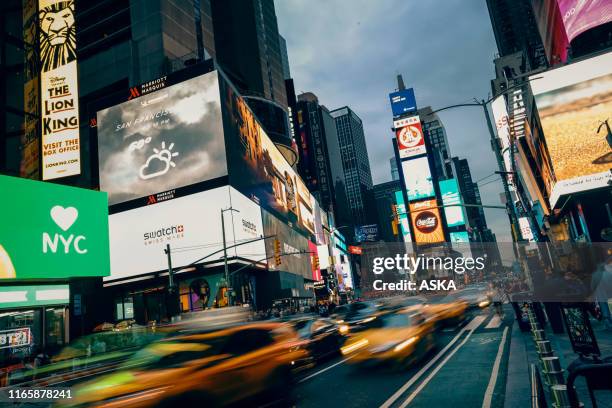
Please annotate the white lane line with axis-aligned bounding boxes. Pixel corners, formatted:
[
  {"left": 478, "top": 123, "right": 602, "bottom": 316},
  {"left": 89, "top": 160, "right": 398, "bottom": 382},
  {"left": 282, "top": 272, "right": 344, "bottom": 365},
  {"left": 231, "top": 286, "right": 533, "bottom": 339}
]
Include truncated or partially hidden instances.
[
  {"left": 298, "top": 355, "right": 355, "bottom": 383},
  {"left": 485, "top": 315, "right": 502, "bottom": 329},
  {"left": 396, "top": 315, "right": 486, "bottom": 408},
  {"left": 379, "top": 315, "right": 483, "bottom": 408},
  {"left": 481, "top": 326, "right": 509, "bottom": 408}
]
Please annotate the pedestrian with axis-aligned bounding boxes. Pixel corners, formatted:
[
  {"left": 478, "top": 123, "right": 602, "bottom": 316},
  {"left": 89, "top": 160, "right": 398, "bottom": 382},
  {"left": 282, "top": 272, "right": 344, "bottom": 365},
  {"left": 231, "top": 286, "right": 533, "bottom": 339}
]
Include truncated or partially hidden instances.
[{"left": 591, "top": 256, "right": 612, "bottom": 329}]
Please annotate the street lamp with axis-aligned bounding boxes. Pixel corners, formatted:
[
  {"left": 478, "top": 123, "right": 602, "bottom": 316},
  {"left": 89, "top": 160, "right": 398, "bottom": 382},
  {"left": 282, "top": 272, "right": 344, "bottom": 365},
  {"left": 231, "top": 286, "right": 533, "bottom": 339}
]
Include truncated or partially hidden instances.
[{"left": 221, "top": 207, "right": 239, "bottom": 306}]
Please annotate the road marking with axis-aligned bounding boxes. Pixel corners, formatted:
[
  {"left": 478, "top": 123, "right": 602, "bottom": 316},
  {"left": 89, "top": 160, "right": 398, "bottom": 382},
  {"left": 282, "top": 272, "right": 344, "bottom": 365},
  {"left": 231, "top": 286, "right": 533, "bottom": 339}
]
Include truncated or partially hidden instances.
[
  {"left": 298, "top": 355, "right": 355, "bottom": 383},
  {"left": 379, "top": 315, "right": 485, "bottom": 408},
  {"left": 481, "top": 326, "right": 509, "bottom": 408},
  {"left": 485, "top": 315, "right": 502, "bottom": 329}
]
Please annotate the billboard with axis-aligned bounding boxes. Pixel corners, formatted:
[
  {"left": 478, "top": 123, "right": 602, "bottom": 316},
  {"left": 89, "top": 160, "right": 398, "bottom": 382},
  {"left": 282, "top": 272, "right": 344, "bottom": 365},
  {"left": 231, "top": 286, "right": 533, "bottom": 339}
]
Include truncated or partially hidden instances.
[
  {"left": 530, "top": 52, "right": 612, "bottom": 207},
  {"left": 439, "top": 179, "right": 466, "bottom": 228},
  {"left": 409, "top": 199, "right": 445, "bottom": 244},
  {"left": 389, "top": 88, "right": 417, "bottom": 117},
  {"left": 490, "top": 96, "right": 516, "bottom": 190},
  {"left": 401, "top": 157, "right": 435, "bottom": 201},
  {"left": 557, "top": 0, "right": 612, "bottom": 42},
  {"left": 532, "top": 0, "right": 569, "bottom": 63},
  {"left": 40, "top": 0, "right": 81, "bottom": 180},
  {"left": 0, "top": 175, "right": 109, "bottom": 279},
  {"left": 449, "top": 231, "right": 469, "bottom": 243},
  {"left": 309, "top": 241, "right": 321, "bottom": 281},
  {"left": 21, "top": 0, "right": 39, "bottom": 179},
  {"left": 394, "top": 191, "right": 412, "bottom": 243},
  {"left": 519, "top": 217, "right": 536, "bottom": 241},
  {"left": 395, "top": 116, "right": 426, "bottom": 159},
  {"left": 97, "top": 71, "right": 227, "bottom": 206},
  {"left": 107, "top": 186, "right": 265, "bottom": 281},
  {"left": 262, "top": 209, "right": 311, "bottom": 279},
  {"left": 0, "top": 284, "right": 69, "bottom": 310},
  {"left": 224, "top": 82, "right": 317, "bottom": 237},
  {"left": 355, "top": 224, "right": 379, "bottom": 242}
]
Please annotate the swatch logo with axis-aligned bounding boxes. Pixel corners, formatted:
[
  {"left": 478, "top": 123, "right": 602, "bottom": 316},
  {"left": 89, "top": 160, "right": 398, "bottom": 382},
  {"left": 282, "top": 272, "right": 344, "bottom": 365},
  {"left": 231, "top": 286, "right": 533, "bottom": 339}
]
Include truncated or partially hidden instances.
[
  {"left": 43, "top": 206, "right": 87, "bottom": 254},
  {"left": 143, "top": 224, "right": 185, "bottom": 245}
]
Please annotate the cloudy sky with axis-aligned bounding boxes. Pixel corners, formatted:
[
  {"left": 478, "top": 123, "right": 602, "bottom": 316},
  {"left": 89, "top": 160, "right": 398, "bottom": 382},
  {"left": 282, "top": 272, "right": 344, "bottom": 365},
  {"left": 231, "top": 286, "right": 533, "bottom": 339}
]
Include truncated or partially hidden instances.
[{"left": 275, "top": 0, "right": 514, "bottom": 242}]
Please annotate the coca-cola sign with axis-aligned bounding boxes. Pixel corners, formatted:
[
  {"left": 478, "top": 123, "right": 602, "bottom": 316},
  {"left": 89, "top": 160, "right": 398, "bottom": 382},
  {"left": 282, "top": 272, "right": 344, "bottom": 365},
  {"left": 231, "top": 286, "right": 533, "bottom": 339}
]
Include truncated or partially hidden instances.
[{"left": 415, "top": 211, "right": 438, "bottom": 234}]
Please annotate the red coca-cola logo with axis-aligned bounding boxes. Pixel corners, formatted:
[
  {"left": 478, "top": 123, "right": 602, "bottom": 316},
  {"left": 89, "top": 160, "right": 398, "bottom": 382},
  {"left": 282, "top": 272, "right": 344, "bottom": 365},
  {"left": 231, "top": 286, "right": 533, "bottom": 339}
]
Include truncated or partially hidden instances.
[{"left": 415, "top": 211, "right": 438, "bottom": 234}]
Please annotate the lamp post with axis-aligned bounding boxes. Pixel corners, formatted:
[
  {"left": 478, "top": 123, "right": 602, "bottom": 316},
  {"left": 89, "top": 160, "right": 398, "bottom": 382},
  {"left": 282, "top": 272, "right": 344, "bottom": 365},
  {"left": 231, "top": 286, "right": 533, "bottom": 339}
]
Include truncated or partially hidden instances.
[{"left": 221, "top": 207, "right": 239, "bottom": 306}]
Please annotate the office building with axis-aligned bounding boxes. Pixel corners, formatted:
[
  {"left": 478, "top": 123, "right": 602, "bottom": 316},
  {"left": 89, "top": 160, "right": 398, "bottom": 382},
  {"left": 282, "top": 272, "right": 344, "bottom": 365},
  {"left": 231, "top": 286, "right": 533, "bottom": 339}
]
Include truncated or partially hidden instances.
[
  {"left": 417, "top": 106, "right": 452, "bottom": 180},
  {"left": 449, "top": 157, "right": 491, "bottom": 239},
  {"left": 390, "top": 157, "right": 399, "bottom": 181},
  {"left": 330, "top": 106, "right": 374, "bottom": 231},
  {"left": 373, "top": 180, "right": 403, "bottom": 242}
]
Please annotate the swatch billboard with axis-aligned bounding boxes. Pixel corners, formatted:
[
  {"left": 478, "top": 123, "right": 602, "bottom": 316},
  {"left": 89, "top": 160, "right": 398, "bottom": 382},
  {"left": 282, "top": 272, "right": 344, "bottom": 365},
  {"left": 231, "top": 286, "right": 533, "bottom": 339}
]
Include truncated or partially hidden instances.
[
  {"left": 530, "top": 52, "right": 612, "bottom": 207},
  {"left": 395, "top": 116, "right": 426, "bottom": 159},
  {"left": 97, "top": 70, "right": 227, "bottom": 206},
  {"left": 223, "top": 82, "right": 316, "bottom": 237},
  {"left": 409, "top": 199, "right": 445, "bottom": 244},
  {"left": 0, "top": 175, "right": 109, "bottom": 279},
  {"left": 401, "top": 157, "right": 435, "bottom": 201},
  {"left": 557, "top": 0, "right": 612, "bottom": 42},
  {"left": 439, "top": 179, "right": 466, "bottom": 228}
]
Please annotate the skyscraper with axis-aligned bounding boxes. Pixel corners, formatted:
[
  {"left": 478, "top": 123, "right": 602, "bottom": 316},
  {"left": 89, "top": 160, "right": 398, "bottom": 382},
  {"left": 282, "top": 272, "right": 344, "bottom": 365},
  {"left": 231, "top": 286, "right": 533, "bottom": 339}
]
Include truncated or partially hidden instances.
[
  {"left": 417, "top": 106, "right": 452, "bottom": 180},
  {"left": 373, "top": 180, "right": 403, "bottom": 242},
  {"left": 449, "top": 157, "right": 491, "bottom": 239},
  {"left": 390, "top": 157, "right": 399, "bottom": 181},
  {"left": 330, "top": 106, "right": 374, "bottom": 231}
]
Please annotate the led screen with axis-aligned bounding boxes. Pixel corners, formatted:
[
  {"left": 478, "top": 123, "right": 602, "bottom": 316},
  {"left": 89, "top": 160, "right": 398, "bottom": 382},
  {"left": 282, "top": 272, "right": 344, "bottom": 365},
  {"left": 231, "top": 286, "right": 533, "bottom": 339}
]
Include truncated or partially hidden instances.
[
  {"left": 401, "top": 157, "right": 435, "bottom": 201},
  {"left": 439, "top": 179, "right": 466, "bottom": 228},
  {"left": 409, "top": 199, "right": 444, "bottom": 244}
]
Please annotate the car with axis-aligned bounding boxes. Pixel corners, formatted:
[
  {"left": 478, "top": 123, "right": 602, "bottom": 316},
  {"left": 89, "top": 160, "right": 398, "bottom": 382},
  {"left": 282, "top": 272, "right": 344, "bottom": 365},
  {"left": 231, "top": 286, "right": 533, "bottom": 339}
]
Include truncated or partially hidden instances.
[
  {"left": 340, "top": 306, "right": 436, "bottom": 369},
  {"left": 285, "top": 317, "right": 347, "bottom": 363},
  {"left": 444, "top": 287, "right": 491, "bottom": 310},
  {"left": 330, "top": 301, "right": 384, "bottom": 332},
  {"left": 422, "top": 299, "right": 468, "bottom": 328},
  {"left": 59, "top": 322, "right": 308, "bottom": 408}
]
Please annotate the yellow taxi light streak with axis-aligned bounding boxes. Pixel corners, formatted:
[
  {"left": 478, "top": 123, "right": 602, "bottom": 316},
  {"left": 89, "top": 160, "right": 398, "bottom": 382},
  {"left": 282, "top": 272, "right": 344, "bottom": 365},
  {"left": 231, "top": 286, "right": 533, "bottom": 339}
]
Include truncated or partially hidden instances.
[
  {"left": 339, "top": 325, "right": 349, "bottom": 334},
  {"left": 362, "top": 316, "right": 376, "bottom": 323},
  {"left": 393, "top": 336, "right": 419, "bottom": 353},
  {"left": 341, "top": 339, "right": 369, "bottom": 355},
  {"left": 478, "top": 300, "right": 491, "bottom": 308}
]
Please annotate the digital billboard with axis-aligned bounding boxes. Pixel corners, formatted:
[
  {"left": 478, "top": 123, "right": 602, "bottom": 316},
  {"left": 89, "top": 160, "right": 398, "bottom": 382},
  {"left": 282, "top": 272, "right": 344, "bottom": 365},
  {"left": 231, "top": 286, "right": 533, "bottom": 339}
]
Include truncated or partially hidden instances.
[
  {"left": 0, "top": 175, "right": 109, "bottom": 279},
  {"left": 532, "top": 0, "right": 569, "bottom": 63},
  {"left": 409, "top": 199, "right": 445, "bottom": 244},
  {"left": 519, "top": 217, "right": 536, "bottom": 241},
  {"left": 439, "top": 179, "right": 466, "bottom": 228},
  {"left": 40, "top": 0, "right": 81, "bottom": 180},
  {"left": 97, "top": 70, "right": 227, "bottom": 206},
  {"left": 394, "top": 116, "right": 426, "bottom": 159},
  {"left": 449, "top": 231, "right": 469, "bottom": 243},
  {"left": 355, "top": 224, "right": 379, "bottom": 242},
  {"left": 308, "top": 241, "right": 321, "bottom": 281},
  {"left": 401, "top": 157, "right": 435, "bottom": 201},
  {"left": 490, "top": 96, "right": 516, "bottom": 190},
  {"left": 262, "top": 209, "right": 311, "bottom": 280},
  {"left": 557, "top": 0, "right": 612, "bottom": 42},
  {"left": 223, "top": 81, "right": 317, "bottom": 237},
  {"left": 530, "top": 52, "right": 612, "bottom": 207},
  {"left": 107, "top": 186, "right": 265, "bottom": 281},
  {"left": 389, "top": 88, "right": 417, "bottom": 117},
  {"left": 394, "top": 191, "right": 412, "bottom": 243}
]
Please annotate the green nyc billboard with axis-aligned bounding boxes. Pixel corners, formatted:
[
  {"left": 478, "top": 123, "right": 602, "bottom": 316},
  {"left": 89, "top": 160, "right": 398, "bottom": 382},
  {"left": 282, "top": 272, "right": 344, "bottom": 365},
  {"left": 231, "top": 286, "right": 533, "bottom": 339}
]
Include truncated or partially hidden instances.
[{"left": 0, "top": 175, "right": 110, "bottom": 279}]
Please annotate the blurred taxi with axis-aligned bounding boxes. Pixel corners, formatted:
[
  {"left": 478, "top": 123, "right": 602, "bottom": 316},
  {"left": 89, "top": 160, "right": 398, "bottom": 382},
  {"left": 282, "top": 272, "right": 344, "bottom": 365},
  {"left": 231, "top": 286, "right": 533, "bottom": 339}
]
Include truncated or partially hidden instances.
[
  {"left": 285, "top": 317, "right": 347, "bottom": 363},
  {"left": 59, "top": 322, "right": 307, "bottom": 407},
  {"left": 330, "top": 301, "right": 385, "bottom": 332},
  {"left": 422, "top": 299, "right": 468, "bottom": 328},
  {"left": 340, "top": 306, "right": 436, "bottom": 368}
]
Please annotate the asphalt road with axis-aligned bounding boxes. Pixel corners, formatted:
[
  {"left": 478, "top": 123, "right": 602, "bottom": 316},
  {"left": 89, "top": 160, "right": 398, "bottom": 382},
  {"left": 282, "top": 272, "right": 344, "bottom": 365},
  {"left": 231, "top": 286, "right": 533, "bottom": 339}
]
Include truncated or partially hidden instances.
[{"left": 293, "top": 308, "right": 514, "bottom": 408}]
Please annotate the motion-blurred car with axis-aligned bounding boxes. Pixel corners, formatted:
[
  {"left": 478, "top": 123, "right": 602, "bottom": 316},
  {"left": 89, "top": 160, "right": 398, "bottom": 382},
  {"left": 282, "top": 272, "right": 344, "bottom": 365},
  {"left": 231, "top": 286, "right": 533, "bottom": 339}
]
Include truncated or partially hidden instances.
[
  {"left": 330, "top": 301, "right": 384, "bottom": 332},
  {"left": 422, "top": 299, "right": 468, "bottom": 328},
  {"left": 340, "top": 306, "right": 436, "bottom": 368},
  {"left": 59, "top": 322, "right": 308, "bottom": 408},
  {"left": 445, "top": 287, "right": 491, "bottom": 310},
  {"left": 285, "top": 317, "right": 347, "bottom": 363}
]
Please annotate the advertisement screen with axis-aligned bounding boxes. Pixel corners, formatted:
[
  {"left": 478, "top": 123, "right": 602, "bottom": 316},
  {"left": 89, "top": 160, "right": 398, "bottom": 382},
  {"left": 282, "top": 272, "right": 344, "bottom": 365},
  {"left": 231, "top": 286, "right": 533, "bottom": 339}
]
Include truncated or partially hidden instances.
[
  {"left": 355, "top": 224, "right": 379, "bottom": 242},
  {"left": 519, "top": 217, "right": 536, "bottom": 241},
  {"left": 262, "top": 210, "right": 311, "bottom": 279},
  {"left": 409, "top": 199, "right": 445, "bottom": 244},
  {"left": 449, "top": 231, "right": 469, "bottom": 243},
  {"left": 97, "top": 71, "right": 227, "bottom": 206},
  {"left": 0, "top": 175, "right": 109, "bottom": 279},
  {"left": 439, "top": 179, "right": 466, "bottom": 228},
  {"left": 401, "top": 157, "right": 435, "bottom": 201},
  {"left": 308, "top": 241, "right": 321, "bottom": 281},
  {"left": 395, "top": 116, "right": 427, "bottom": 159},
  {"left": 490, "top": 97, "right": 516, "bottom": 190},
  {"left": 557, "top": 0, "right": 612, "bottom": 42},
  {"left": 532, "top": 0, "right": 569, "bottom": 63},
  {"left": 40, "top": 0, "right": 81, "bottom": 180},
  {"left": 224, "top": 83, "right": 317, "bottom": 237},
  {"left": 389, "top": 88, "right": 417, "bottom": 117},
  {"left": 394, "top": 191, "right": 412, "bottom": 243},
  {"left": 107, "top": 186, "right": 265, "bottom": 281},
  {"left": 530, "top": 52, "right": 612, "bottom": 207}
]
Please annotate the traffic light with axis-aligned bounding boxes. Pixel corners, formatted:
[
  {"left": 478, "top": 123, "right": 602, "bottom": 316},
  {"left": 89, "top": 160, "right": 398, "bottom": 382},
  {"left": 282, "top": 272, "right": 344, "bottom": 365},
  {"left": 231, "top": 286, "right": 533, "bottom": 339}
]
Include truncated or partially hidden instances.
[
  {"left": 273, "top": 239, "right": 282, "bottom": 266},
  {"left": 313, "top": 254, "right": 320, "bottom": 270}
]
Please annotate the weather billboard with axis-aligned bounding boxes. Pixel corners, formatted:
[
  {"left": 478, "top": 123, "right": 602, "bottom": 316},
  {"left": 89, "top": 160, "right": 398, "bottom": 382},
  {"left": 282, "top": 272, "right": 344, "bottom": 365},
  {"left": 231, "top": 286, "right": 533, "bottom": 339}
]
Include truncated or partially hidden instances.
[
  {"left": 409, "top": 199, "right": 445, "bottom": 244},
  {"left": 107, "top": 186, "right": 265, "bottom": 281},
  {"left": 439, "top": 179, "right": 466, "bottom": 228},
  {"left": 530, "top": 51, "right": 612, "bottom": 207},
  {"left": 401, "top": 157, "right": 435, "bottom": 201},
  {"left": 97, "top": 70, "right": 227, "bottom": 206},
  {"left": 557, "top": 0, "right": 612, "bottom": 42},
  {"left": 0, "top": 175, "right": 109, "bottom": 279},
  {"left": 389, "top": 88, "right": 417, "bottom": 117},
  {"left": 395, "top": 116, "right": 426, "bottom": 159},
  {"left": 223, "top": 81, "right": 317, "bottom": 237}
]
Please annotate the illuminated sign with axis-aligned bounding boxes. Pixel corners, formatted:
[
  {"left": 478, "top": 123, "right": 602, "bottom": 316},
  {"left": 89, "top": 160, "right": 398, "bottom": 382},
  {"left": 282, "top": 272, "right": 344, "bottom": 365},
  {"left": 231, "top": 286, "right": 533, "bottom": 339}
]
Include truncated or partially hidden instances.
[
  {"left": 395, "top": 116, "right": 426, "bottom": 159},
  {"left": 439, "top": 179, "right": 466, "bottom": 227},
  {"left": 518, "top": 217, "right": 536, "bottom": 241},
  {"left": 394, "top": 191, "right": 412, "bottom": 243},
  {"left": 389, "top": 88, "right": 417, "bottom": 117},
  {"left": 557, "top": 0, "right": 612, "bottom": 42},
  {"left": 490, "top": 97, "right": 516, "bottom": 191},
  {"left": 409, "top": 199, "right": 444, "bottom": 244},
  {"left": 0, "top": 285, "right": 69, "bottom": 310},
  {"left": 450, "top": 231, "right": 469, "bottom": 243},
  {"left": 348, "top": 245, "right": 362, "bottom": 255},
  {"left": 401, "top": 157, "right": 435, "bottom": 201},
  {"left": 40, "top": 0, "right": 81, "bottom": 180}
]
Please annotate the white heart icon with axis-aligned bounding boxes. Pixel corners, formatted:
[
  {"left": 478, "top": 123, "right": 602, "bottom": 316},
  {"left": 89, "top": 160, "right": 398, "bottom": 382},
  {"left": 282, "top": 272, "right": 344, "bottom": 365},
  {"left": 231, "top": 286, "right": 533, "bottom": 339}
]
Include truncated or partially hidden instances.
[{"left": 50, "top": 206, "right": 79, "bottom": 231}]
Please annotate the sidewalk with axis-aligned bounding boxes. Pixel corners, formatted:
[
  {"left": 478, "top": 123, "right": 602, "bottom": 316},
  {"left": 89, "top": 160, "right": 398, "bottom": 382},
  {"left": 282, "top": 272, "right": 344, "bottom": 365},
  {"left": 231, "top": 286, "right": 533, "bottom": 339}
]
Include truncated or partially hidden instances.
[{"left": 504, "top": 308, "right": 612, "bottom": 407}]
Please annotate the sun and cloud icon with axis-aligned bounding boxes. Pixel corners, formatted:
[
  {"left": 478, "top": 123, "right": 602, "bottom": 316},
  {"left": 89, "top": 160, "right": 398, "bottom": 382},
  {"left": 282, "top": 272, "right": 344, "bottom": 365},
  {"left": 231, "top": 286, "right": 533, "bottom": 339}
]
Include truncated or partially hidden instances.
[{"left": 139, "top": 141, "right": 179, "bottom": 180}]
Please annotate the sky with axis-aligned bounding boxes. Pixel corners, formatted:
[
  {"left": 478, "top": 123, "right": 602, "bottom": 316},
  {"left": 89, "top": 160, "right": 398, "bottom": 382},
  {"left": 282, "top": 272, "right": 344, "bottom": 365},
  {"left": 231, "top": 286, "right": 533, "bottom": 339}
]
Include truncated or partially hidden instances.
[{"left": 275, "top": 0, "right": 514, "bottom": 242}]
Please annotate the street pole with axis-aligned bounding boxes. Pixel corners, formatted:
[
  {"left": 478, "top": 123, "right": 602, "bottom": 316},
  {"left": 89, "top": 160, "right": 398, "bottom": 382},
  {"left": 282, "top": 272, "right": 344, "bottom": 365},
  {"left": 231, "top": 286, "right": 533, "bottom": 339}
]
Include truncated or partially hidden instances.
[
  {"left": 221, "top": 208, "right": 229, "bottom": 306},
  {"left": 165, "top": 243, "right": 179, "bottom": 320}
]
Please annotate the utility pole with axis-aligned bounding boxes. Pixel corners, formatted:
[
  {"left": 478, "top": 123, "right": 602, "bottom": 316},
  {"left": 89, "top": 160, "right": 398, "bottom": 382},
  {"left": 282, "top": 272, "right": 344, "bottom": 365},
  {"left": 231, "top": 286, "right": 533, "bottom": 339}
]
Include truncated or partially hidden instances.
[
  {"left": 165, "top": 243, "right": 180, "bottom": 320},
  {"left": 221, "top": 207, "right": 239, "bottom": 306}
]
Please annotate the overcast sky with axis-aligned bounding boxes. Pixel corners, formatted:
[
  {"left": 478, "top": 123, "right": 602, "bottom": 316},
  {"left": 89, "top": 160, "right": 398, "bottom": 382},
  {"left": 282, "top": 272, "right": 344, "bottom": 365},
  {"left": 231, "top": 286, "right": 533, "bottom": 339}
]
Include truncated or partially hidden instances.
[{"left": 275, "top": 0, "right": 514, "bottom": 242}]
